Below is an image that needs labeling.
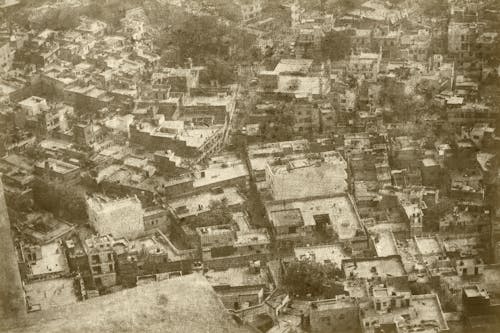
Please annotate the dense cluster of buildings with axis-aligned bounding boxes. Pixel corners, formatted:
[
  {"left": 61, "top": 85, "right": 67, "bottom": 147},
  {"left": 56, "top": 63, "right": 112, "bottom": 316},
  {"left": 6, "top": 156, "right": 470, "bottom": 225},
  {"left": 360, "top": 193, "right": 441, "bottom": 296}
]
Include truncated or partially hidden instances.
[{"left": 0, "top": 0, "right": 500, "bottom": 332}]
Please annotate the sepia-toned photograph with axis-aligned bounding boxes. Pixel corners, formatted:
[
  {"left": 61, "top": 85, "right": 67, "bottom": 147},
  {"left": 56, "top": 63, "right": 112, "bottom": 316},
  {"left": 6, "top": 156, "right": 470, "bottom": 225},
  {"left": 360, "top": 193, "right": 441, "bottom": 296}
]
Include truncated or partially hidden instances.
[{"left": 0, "top": 0, "right": 499, "bottom": 332}]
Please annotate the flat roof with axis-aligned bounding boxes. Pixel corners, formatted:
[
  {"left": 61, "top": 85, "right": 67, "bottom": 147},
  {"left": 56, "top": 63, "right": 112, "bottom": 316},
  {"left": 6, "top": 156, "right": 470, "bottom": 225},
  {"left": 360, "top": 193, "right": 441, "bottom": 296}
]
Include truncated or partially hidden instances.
[
  {"left": 414, "top": 237, "right": 443, "bottom": 256},
  {"left": 36, "top": 159, "right": 79, "bottom": 175},
  {"left": 294, "top": 243, "right": 351, "bottom": 267},
  {"left": 193, "top": 160, "right": 248, "bottom": 189},
  {"left": 343, "top": 256, "right": 406, "bottom": 279},
  {"left": 2, "top": 274, "right": 254, "bottom": 333},
  {"left": 310, "top": 296, "right": 357, "bottom": 311},
  {"left": 274, "top": 58, "right": 313, "bottom": 74},
  {"left": 24, "top": 278, "right": 78, "bottom": 310},
  {"left": 28, "top": 242, "right": 68, "bottom": 277},
  {"left": 372, "top": 231, "right": 398, "bottom": 257},
  {"left": 204, "top": 267, "right": 268, "bottom": 287},
  {"left": 168, "top": 187, "right": 244, "bottom": 218},
  {"left": 267, "top": 194, "right": 363, "bottom": 240},
  {"left": 269, "top": 162, "right": 347, "bottom": 200}
]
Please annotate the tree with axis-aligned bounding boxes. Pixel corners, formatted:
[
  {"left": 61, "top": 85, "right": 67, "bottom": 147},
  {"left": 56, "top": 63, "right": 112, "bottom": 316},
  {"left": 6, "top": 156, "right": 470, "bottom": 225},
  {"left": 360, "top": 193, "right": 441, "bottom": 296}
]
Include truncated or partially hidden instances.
[
  {"left": 416, "top": 78, "right": 441, "bottom": 102},
  {"left": 200, "top": 56, "right": 236, "bottom": 86},
  {"left": 283, "top": 260, "right": 344, "bottom": 298},
  {"left": 321, "top": 30, "right": 352, "bottom": 61},
  {"left": 32, "top": 180, "right": 87, "bottom": 221},
  {"left": 34, "top": 6, "right": 80, "bottom": 31},
  {"left": 191, "top": 199, "right": 233, "bottom": 227},
  {"left": 260, "top": 105, "right": 295, "bottom": 142},
  {"left": 424, "top": 197, "right": 455, "bottom": 232}
]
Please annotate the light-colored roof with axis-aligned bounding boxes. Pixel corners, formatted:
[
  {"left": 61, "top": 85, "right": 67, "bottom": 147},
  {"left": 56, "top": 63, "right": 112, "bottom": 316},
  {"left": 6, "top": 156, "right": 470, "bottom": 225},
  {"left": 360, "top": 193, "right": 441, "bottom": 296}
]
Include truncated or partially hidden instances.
[{"left": 267, "top": 194, "right": 362, "bottom": 240}]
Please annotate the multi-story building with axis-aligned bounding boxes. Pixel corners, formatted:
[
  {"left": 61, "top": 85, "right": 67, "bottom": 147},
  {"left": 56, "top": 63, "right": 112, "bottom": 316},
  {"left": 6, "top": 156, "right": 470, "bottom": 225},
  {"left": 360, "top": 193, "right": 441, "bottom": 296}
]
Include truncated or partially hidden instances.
[
  {"left": 83, "top": 235, "right": 117, "bottom": 290},
  {"left": 308, "top": 296, "right": 360, "bottom": 333},
  {"left": 348, "top": 52, "right": 381, "bottom": 79},
  {"left": 33, "top": 159, "right": 81, "bottom": 184},
  {"left": 86, "top": 195, "right": 145, "bottom": 240},
  {"left": 266, "top": 194, "right": 368, "bottom": 251}
]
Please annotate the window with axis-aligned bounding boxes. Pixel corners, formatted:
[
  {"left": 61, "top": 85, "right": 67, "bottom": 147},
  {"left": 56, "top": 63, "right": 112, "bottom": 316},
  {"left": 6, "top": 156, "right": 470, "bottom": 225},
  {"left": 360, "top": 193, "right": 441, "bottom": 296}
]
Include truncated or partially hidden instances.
[{"left": 339, "top": 314, "right": 345, "bottom": 320}]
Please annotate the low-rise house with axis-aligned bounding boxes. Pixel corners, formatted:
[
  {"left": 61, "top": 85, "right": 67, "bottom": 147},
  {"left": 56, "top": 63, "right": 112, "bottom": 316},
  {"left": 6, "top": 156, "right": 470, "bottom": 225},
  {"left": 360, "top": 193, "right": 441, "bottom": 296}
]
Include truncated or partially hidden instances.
[
  {"left": 19, "top": 241, "right": 69, "bottom": 282},
  {"left": 34, "top": 158, "right": 80, "bottom": 184},
  {"left": 266, "top": 194, "right": 368, "bottom": 251},
  {"left": 266, "top": 151, "right": 348, "bottom": 201}
]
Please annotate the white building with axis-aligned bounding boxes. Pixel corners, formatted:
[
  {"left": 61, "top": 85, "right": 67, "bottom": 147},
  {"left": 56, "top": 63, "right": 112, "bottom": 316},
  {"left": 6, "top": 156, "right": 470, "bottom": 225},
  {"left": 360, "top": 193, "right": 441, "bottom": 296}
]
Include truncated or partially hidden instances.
[{"left": 86, "top": 195, "right": 144, "bottom": 240}]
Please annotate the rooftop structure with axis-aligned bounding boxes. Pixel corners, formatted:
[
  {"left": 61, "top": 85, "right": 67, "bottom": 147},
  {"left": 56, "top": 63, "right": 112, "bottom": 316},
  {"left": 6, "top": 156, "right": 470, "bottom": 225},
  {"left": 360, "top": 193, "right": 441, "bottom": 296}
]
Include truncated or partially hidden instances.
[
  {"left": 294, "top": 243, "right": 351, "bottom": 267},
  {"left": 266, "top": 153, "right": 348, "bottom": 200},
  {"left": 343, "top": 255, "right": 407, "bottom": 279},
  {"left": 169, "top": 186, "right": 245, "bottom": 219},
  {"left": 23, "top": 241, "right": 69, "bottom": 281},
  {"left": 266, "top": 194, "right": 365, "bottom": 241},
  {"left": 204, "top": 266, "right": 268, "bottom": 288}
]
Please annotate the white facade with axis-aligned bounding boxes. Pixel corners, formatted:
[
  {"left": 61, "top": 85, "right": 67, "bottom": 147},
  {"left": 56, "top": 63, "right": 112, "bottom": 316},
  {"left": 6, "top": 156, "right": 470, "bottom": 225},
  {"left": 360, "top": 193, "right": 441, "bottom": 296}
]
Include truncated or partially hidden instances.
[{"left": 87, "top": 195, "right": 144, "bottom": 240}]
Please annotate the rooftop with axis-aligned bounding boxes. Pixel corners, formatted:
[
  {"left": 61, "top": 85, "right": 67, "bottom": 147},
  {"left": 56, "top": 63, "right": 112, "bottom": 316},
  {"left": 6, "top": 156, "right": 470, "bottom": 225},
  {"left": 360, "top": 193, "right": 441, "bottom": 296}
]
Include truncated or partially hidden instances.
[
  {"left": 343, "top": 256, "right": 406, "bottom": 279},
  {"left": 193, "top": 157, "right": 249, "bottom": 189},
  {"left": 273, "top": 58, "right": 314, "bottom": 74},
  {"left": 294, "top": 243, "right": 351, "bottom": 267},
  {"left": 267, "top": 194, "right": 363, "bottom": 240},
  {"left": 28, "top": 242, "right": 68, "bottom": 277},
  {"left": 310, "top": 296, "right": 357, "bottom": 311},
  {"left": 35, "top": 159, "right": 79, "bottom": 175},
  {"left": 168, "top": 186, "right": 244, "bottom": 218},
  {"left": 372, "top": 231, "right": 398, "bottom": 257},
  {"left": 204, "top": 267, "right": 268, "bottom": 287},
  {"left": 268, "top": 159, "right": 347, "bottom": 200},
  {"left": 24, "top": 278, "right": 78, "bottom": 310}
]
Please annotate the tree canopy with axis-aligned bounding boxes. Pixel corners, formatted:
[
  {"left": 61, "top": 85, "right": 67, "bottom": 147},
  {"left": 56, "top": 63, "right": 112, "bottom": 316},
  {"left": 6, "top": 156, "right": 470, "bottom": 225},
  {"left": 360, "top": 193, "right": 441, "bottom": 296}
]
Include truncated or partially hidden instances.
[
  {"left": 190, "top": 198, "right": 233, "bottom": 227},
  {"left": 283, "top": 260, "right": 344, "bottom": 298},
  {"left": 321, "top": 30, "right": 353, "bottom": 61},
  {"left": 32, "top": 179, "right": 87, "bottom": 221},
  {"left": 156, "top": 15, "right": 260, "bottom": 85}
]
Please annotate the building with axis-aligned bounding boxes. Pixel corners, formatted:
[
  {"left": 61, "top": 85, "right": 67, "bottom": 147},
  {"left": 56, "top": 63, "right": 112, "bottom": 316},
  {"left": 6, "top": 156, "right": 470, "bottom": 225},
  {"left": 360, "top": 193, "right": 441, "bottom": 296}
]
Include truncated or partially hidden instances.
[
  {"left": 86, "top": 195, "right": 145, "bottom": 240},
  {"left": 83, "top": 235, "right": 116, "bottom": 290},
  {"left": 266, "top": 194, "right": 368, "bottom": 250},
  {"left": 348, "top": 52, "right": 381, "bottom": 79},
  {"left": 215, "top": 0, "right": 263, "bottom": 22},
  {"left": 20, "top": 241, "right": 69, "bottom": 281},
  {"left": 116, "top": 230, "right": 194, "bottom": 287},
  {"left": 33, "top": 159, "right": 81, "bottom": 184},
  {"left": 360, "top": 292, "right": 449, "bottom": 333},
  {"left": 129, "top": 119, "right": 225, "bottom": 162},
  {"left": 196, "top": 224, "right": 271, "bottom": 270},
  {"left": 342, "top": 255, "right": 407, "bottom": 281},
  {"left": 258, "top": 59, "right": 330, "bottom": 99},
  {"left": 308, "top": 296, "right": 360, "bottom": 333},
  {"left": 266, "top": 152, "right": 348, "bottom": 201}
]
